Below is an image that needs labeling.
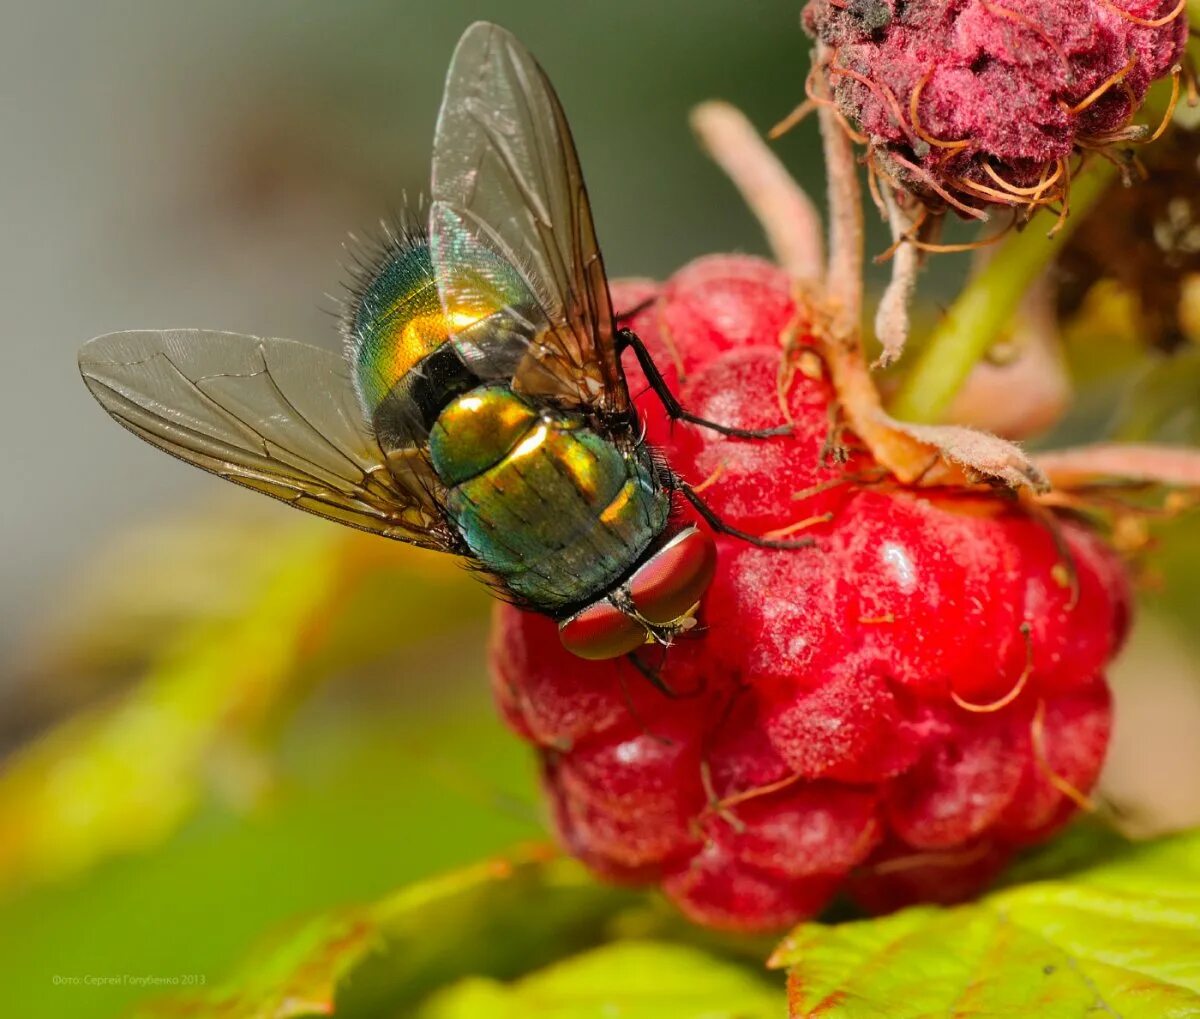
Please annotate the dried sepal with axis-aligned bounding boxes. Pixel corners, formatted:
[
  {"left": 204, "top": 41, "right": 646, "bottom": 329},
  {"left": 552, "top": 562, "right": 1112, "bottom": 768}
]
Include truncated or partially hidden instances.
[
  {"left": 1035, "top": 442, "right": 1200, "bottom": 490},
  {"left": 873, "top": 188, "right": 924, "bottom": 366},
  {"left": 797, "top": 64, "right": 1053, "bottom": 491},
  {"left": 690, "top": 101, "right": 825, "bottom": 283},
  {"left": 881, "top": 417, "right": 1049, "bottom": 490}
]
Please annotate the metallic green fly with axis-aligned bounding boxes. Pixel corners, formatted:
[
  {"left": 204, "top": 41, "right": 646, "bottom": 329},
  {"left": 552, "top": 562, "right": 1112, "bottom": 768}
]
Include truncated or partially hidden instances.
[{"left": 78, "top": 22, "right": 801, "bottom": 680}]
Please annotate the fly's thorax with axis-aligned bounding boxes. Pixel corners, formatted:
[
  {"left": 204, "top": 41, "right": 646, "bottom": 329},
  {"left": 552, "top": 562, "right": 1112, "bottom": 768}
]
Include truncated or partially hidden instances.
[
  {"left": 558, "top": 526, "right": 718, "bottom": 660},
  {"left": 428, "top": 385, "right": 540, "bottom": 485},
  {"left": 428, "top": 387, "right": 671, "bottom": 611}
]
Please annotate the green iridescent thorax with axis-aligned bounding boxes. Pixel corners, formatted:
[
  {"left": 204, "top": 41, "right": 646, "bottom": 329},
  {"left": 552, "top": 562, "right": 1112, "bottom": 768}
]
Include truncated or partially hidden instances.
[{"left": 429, "top": 386, "right": 671, "bottom": 611}]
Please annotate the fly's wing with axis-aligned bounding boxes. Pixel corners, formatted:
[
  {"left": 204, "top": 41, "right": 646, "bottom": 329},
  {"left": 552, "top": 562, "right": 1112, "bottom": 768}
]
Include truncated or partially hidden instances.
[
  {"left": 430, "top": 21, "right": 629, "bottom": 416},
  {"left": 79, "top": 329, "right": 459, "bottom": 550}
]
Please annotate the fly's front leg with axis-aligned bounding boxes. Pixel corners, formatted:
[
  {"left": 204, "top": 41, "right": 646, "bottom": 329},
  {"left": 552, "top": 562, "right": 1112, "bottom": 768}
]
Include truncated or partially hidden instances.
[
  {"left": 615, "top": 295, "right": 656, "bottom": 322},
  {"left": 618, "top": 328, "right": 792, "bottom": 440},
  {"left": 674, "top": 475, "right": 815, "bottom": 551},
  {"left": 626, "top": 647, "right": 705, "bottom": 700},
  {"left": 626, "top": 649, "right": 682, "bottom": 698}
]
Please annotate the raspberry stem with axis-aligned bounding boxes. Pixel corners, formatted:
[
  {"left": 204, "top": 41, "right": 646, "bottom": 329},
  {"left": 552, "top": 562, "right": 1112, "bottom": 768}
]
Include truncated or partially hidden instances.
[{"left": 888, "top": 166, "right": 1112, "bottom": 424}]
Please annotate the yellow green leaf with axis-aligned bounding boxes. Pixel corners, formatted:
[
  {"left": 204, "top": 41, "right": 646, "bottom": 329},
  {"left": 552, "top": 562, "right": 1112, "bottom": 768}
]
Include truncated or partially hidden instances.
[
  {"left": 130, "top": 848, "right": 640, "bottom": 1019},
  {"left": 417, "top": 940, "right": 784, "bottom": 1019},
  {"left": 774, "top": 829, "right": 1200, "bottom": 1018}
]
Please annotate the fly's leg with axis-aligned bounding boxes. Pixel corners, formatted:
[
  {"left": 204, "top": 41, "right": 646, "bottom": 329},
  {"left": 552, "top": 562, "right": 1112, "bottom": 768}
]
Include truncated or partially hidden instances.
[
  {"left": 625, "top": 650, "right": 679, "bottom": 697},
  {"left": 616, "top": 656, "right": 673, "bottom": 744},
  {"left": 676, "top": 476, "right": 815, "bottom": 551},
  {"left": 616, "top": 295, "right": 656, "bottom": 322},
  {"left": 618, "top": 328, "right": 791, "bottom": 440},
  {"left": 626, "top": 647, "right": 704, "bottom": 700}
]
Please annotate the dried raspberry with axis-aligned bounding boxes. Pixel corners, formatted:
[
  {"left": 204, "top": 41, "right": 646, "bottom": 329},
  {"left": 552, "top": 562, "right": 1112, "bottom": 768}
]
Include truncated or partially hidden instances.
[
  {"left": 803, "top": 0, "right": 1188, "bottom": 213},
  {"left": 491, "top": 258, "right": 1125, "bottom": 931}
]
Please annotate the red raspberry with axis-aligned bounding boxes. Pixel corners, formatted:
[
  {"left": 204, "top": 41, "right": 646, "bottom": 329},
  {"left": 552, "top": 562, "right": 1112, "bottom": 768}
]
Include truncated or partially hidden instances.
[
  {"left": 803, "top": 0, "right": 1188, "bottom": 213},
  {"left": 489, "top": 256, "right": 1127, "bottom": 931}
]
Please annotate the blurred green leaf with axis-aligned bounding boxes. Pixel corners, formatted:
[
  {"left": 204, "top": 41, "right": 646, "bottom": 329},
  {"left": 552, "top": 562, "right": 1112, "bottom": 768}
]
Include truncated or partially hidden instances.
[
  {"left": 0, "top": 515, "right": 483, "bottom": 898},
  {"left": 1136, "top": 514, "right": 1200, "bottom": 647},
  {"left": 0, "top": 525, "right": 342, "bottom": 894},
  {"left": 995, "top": 820, "right": 1134, "bottom": 889},
  {"left": 416, "top": 940, "right": 784, "bottom": 1019},
  {"left": 773, "top": 828, "right": 1200, "bottom": 1018},
  {"left": 131, "top": 850, "right": 643, "bottom": 1019},
  {"left": 3, "top": 695, "right": 539, "bottom": 1019},
  {"left": 1113, "top": 348, "right": 1200, "bottom": 446}
]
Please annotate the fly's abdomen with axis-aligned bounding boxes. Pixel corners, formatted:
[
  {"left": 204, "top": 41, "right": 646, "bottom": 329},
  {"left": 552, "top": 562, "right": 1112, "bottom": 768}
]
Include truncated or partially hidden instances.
[{"left": 429, "top": 386, "right": 670, "bottom": 610}]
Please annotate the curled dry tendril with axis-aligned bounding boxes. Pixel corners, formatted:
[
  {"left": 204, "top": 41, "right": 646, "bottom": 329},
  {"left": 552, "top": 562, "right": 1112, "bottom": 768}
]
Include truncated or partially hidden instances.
[{"left": 1097, "top": 0, "right": 1186, "bottom": 29}]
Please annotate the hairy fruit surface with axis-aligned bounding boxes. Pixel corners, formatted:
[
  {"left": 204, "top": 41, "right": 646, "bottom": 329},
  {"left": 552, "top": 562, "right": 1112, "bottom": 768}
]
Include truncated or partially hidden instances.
[
  {"left": 803, "top": 0, "right": 1187, "bottom": 215},
  {"left": 489, "top": 256, "right": 1129, "bottom": 931}
]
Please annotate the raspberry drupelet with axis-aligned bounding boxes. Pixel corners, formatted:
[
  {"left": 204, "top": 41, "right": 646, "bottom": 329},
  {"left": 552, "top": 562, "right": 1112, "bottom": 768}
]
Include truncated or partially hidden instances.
[{"left": 490, "top": 256, "right": 1129, "bottom": 932}]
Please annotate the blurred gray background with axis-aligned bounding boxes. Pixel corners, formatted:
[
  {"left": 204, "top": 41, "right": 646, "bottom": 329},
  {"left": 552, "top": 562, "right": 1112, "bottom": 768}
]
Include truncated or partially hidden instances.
[{"left": 1, "top": 0, "right": 849, "bottom": 675}]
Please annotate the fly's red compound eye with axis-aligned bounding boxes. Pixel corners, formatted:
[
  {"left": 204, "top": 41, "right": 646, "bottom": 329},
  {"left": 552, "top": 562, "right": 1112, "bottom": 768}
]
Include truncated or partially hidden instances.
[
  {"left": 628, "top": 526, "right": 717, "bottom": 625},
  {"left": 559, "top": 599, "right": 648, "bottom": 660},
  {"left": 559, "top": 528, "right": 717, "bottom": 658}
]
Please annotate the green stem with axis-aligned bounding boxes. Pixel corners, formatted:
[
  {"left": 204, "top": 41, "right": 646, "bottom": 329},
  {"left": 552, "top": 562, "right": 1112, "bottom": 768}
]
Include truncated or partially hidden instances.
[{"left": 889, "top": 165, "right": 1114, "bottom": 424}]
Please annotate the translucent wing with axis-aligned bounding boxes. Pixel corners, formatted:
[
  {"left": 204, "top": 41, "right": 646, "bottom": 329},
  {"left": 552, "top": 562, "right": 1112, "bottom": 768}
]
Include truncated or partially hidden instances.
[
  {"left": 79, "top": 329, "right": 459, "bottom": 550},
  {"left": 430, "top": 21, "right": 628, "bottom": 416}
]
